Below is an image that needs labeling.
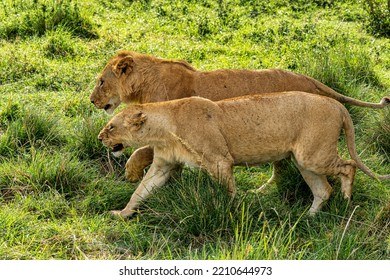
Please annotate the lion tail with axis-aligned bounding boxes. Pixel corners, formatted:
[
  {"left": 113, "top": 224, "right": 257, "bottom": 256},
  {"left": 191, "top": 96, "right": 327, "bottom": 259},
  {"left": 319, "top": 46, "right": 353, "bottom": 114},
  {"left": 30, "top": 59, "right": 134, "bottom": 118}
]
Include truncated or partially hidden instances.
[
  {"left": 342, "top": 107, "right": 390, "bottom": 181},
  {"left": 308, "top": 75, "right": 390, "bottom": 109}
]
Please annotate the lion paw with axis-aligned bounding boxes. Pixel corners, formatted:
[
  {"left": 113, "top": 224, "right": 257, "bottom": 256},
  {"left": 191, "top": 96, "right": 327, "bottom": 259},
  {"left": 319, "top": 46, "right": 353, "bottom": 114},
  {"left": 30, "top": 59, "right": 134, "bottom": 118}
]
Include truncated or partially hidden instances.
[
  {"left": 125, "top": 167, "right": 144, "bottom": 182},
  {"left": 110, "top": 210, "right": 124, "bottom": 217},
  {"left": 110, "top": 209, "right": 136, "bottom": 219}
]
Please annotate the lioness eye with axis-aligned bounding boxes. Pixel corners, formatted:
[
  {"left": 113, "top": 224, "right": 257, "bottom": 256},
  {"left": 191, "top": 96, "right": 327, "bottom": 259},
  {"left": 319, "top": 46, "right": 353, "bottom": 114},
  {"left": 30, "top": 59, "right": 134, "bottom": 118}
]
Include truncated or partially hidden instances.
[
  {"left": 99, "top": 80, "right": 104, "bottom": 87},
  {"left": 108, "top": 125, "right": 114, "bottom": 131}
]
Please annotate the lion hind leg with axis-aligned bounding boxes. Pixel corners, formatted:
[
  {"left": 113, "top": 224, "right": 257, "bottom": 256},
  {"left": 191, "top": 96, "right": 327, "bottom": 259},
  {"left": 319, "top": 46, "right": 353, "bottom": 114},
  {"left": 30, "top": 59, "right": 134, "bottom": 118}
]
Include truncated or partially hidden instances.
[
  {"left": 295, "top": 166, "right": 333, "bottom": 215},
  {"left": 338, "top": 159, "right": 356, "bottom": 201},
  {"left": 293, "top": 140, "right": 358, "bottom": 200},
  {"left": 300, "top": 155, "right": 357, "bottom": 201},
  {"left": 204, "top": 158, "right": 236, "bottom": 197}
]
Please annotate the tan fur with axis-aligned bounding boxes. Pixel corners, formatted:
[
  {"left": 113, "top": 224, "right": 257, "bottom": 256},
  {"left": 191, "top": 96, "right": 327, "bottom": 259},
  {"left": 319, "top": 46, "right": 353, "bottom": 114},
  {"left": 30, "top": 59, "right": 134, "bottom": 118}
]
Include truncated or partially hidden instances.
[
  {"left": 98, "top": 92, "right": 390, "bottom": 218},
  {"left": 90, "top": 51, "right": 390, "bottom": 183},
  {"left": 125, "top": 146, "right": 154, "bottom": 180}
]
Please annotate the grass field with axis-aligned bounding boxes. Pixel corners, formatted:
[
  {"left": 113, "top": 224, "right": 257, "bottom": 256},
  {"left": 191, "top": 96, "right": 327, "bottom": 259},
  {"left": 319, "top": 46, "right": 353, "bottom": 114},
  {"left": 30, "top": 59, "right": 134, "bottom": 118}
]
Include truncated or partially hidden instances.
[{"left": 0, "top": 0, "right": 389, "bottom": 260}]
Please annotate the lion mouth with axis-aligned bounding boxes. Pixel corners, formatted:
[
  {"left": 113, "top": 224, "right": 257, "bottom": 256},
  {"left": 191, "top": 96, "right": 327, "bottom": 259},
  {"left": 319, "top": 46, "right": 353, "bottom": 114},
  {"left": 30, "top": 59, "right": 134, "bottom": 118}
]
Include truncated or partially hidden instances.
[
  {"left": 112, "top": 143, "right": 124, "bottom": 152},
  {"left": 111, "top": 143, "right": 125, "bottom": 157}
]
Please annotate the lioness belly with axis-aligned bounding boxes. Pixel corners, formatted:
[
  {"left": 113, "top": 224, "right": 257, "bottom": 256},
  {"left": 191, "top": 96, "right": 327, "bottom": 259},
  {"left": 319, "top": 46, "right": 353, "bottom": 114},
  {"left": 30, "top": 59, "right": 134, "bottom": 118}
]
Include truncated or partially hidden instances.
[{"left": 233, "top": 151, "right": 292, "bottom": 166}]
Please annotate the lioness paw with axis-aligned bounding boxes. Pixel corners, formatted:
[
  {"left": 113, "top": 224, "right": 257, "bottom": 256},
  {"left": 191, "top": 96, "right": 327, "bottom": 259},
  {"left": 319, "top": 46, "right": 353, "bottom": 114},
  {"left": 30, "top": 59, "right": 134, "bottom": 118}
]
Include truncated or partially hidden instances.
[
  {"left": 109, "top": 210, "right": 131, "bottom": 219},
  {"left": 110, "top": 210, "right": 124, "bottom": 217},
  {"left": 125, "top": 167, "right": 144, "bottom": 182}
]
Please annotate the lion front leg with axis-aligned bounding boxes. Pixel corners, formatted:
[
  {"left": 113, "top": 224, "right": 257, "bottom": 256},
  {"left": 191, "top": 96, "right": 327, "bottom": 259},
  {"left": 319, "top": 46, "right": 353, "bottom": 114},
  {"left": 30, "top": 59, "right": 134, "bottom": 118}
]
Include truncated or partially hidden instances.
[
  {"left": 203, "top": 158, "right": 236, "bottom": 197},
  {"left": 125, "top": 146, "right": 154, "bottom": 182},
  {"left": 113, "top": 158, "right": 174, "bottom": 218}
]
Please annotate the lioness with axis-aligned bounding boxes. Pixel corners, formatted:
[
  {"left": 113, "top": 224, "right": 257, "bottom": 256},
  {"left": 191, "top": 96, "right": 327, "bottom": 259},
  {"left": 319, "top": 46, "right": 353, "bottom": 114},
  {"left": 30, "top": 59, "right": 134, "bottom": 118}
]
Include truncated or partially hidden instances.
[
  {"left": 98, "top": 92, "right": 390, "bottom": 218},
  {"left": 90, "top": 51, "right": 390, "bottom": 184}
]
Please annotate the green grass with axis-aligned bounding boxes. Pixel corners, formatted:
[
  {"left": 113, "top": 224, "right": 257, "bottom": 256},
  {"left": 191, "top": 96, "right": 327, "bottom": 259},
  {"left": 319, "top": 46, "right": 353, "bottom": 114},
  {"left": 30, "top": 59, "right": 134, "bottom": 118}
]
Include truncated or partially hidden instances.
[
  {"left": 0, "top": 0, "right": 98, "bottom": 39},
  {"left": 0, "top": 0, "right": 389, "bottom": 260}
]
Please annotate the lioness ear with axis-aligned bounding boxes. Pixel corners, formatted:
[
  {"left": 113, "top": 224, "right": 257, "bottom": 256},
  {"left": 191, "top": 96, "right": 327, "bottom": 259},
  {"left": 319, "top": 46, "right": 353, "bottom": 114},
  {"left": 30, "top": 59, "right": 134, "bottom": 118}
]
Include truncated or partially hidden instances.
[
  {"left": 127, "top": 112, "right": 147, "bottom": 130},
  {"left": 113, "top": 56, "right": 134, "bottom": 78}
]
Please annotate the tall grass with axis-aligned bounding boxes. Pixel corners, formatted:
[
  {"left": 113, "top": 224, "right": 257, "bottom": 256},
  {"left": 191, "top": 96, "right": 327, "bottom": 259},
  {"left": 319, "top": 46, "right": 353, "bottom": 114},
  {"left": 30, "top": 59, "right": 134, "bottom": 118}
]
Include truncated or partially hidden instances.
[
  {"left": 0, "top": 104, "right": 66, "bottom": 158},
  {"left": 43, "top": 30, "right": 77, "bottom": 59},
  {"left": 70, "top": 114, "right": 108, "bottom": 161},
  {"left": 365, "top": 110, "right": 390, "bottom": 162},
  {"left": 295, "top": 42, "right": 382, "bottom": 94},
  {"left": 0, "top": 0, "right": 98, "bottom": 39},
  {"left": 0, "top": 150, "right": 93, "bottom": 199}
]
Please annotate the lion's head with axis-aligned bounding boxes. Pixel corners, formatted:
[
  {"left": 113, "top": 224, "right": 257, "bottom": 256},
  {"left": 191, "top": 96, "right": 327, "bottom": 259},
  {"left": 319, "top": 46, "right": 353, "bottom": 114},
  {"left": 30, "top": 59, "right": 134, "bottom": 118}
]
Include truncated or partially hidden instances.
[
  {"left": 90, "top": 51, "right": 144, "bottom": 114},
  {"left": 98, "top": 107, "right": 147, "bottom": 156},
  {"left": 90, "top": 64, "right": 122, "bottom": 114}
]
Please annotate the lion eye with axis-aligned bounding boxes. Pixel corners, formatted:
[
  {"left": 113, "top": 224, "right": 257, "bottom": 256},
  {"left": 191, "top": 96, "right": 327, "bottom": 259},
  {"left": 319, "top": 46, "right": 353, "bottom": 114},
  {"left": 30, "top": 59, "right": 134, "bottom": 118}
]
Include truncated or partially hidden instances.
[
  {"left": 108, "top": 125, "right": 114, "bottom": 131},
  {"left": 99, "top": 80, "right": 104, "bottom": 87}
]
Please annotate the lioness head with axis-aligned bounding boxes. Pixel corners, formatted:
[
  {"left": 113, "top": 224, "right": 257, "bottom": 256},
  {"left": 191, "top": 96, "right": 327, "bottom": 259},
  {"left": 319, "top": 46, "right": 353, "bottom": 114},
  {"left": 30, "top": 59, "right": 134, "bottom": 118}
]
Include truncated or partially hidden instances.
[
  {"left": 98, "top": 108, "right": 147, "bottom": 157},
  {"left": 90, "top": 51, "right": 142, "bottom": 114}
]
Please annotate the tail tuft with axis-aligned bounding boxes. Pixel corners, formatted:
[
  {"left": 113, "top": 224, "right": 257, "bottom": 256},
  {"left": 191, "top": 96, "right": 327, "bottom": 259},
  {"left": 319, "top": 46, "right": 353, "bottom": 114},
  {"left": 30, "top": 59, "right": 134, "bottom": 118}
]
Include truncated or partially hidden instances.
[
  {"left": 379, "top": 175, "right": 390, "bottom": 181},
  {"left": 381, "top": 96, "right": 390, "bottom": 106}
]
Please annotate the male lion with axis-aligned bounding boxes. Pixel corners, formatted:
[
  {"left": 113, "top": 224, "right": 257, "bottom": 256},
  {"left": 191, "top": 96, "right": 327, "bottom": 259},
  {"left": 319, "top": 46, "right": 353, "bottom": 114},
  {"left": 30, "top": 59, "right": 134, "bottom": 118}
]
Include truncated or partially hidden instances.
[
  {"left": 98, "top": 92, "right": 390, "bottom": 218},
  {"left": 91, "top": 51, "right": 390, "bottom": 183}
]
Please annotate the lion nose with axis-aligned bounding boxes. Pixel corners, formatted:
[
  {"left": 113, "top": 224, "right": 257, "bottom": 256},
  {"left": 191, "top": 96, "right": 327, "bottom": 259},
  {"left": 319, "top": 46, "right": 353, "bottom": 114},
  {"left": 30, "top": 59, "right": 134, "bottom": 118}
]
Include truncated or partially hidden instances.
[
  {"left": 90, "top": 99, "right": 95, "bottom": 104},
  {"left": 98, "top": 134, "right": 103, "bottom": 142}
]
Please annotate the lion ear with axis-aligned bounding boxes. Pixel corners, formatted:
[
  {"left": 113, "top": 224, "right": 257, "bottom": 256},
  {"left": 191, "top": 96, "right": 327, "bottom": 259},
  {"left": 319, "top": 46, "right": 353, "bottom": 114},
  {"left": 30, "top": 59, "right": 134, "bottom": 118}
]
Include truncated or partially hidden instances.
[
  {"left": 127, "top": 112, "right": 147, "bottom": 130},
  {"left": 113, "top": 56, "right": 134, "bottom": 78}
]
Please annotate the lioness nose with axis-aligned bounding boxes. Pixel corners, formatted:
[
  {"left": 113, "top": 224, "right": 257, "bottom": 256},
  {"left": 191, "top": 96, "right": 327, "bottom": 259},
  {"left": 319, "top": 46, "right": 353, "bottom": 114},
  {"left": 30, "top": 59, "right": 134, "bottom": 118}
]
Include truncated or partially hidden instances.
[
  {"left": 98, "top": 135, "right": 103, "bottom": 142},
  {"left": 90, "top": 99, "right": 95, "bottom": 104}
]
